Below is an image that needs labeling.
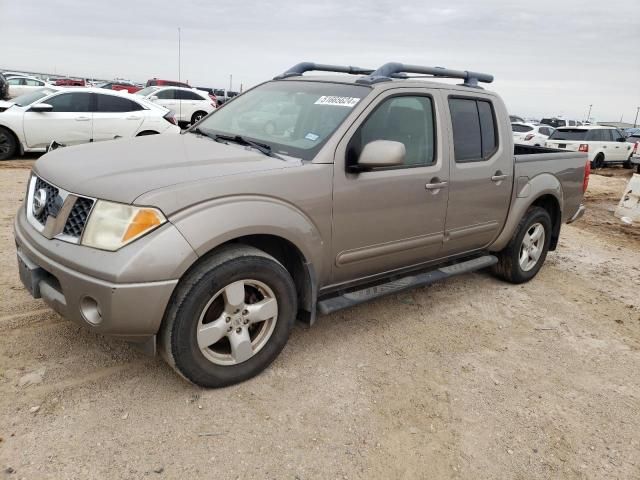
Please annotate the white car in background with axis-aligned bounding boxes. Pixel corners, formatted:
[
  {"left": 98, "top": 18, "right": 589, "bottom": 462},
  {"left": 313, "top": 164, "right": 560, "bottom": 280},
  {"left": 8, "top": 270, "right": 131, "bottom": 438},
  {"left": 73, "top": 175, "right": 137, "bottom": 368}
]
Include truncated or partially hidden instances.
[
  {"left": 511, "top": 122, "right": 554, "bottom": 146},
  {"left": 6, "top": 75, "right": 50, "bottom": 99},
  {"left": 545, "top": 125, "right": 634, "bottom": 169},
  {"left": 135, "top": 86, "right": 216, "bottom": 126},
  {"left": 0, "top": 87, "right": 179, "bottom": 160}
]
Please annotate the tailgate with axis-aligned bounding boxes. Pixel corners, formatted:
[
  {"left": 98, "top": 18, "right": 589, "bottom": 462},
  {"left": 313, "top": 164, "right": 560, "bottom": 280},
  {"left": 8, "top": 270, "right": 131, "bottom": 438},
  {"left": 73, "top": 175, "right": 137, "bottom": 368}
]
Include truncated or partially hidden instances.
[{"left": 545, "top": 140, "right": 581, "bottom": 151}]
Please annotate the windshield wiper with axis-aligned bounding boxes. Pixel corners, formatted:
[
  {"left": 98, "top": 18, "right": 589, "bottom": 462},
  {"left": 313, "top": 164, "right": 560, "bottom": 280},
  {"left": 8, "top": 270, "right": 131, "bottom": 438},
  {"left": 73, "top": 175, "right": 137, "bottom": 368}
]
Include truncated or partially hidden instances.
[
  {"left": 190, "top": 127, "right": 215, "bottom": 141},
  {"left": 213, "top": 134, "right": 284, "bottom": 160}
]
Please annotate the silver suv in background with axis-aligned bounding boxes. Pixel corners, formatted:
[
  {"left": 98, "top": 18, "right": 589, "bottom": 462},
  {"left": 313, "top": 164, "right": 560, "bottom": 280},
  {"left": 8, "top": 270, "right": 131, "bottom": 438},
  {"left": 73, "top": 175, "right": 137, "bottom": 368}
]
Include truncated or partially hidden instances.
[{"left": 14, "top": 62, "right": 589, "bottom": 387}]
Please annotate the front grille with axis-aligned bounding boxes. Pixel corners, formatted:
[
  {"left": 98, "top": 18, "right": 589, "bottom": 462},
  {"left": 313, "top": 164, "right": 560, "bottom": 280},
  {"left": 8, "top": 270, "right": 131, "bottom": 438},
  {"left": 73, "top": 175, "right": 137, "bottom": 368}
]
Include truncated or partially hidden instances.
[
  {"left": 62, "top": 197, "right": 94, "bottom": 237},
  {"left": 33, "top": 177, "right": 60, "bottom": 225}
]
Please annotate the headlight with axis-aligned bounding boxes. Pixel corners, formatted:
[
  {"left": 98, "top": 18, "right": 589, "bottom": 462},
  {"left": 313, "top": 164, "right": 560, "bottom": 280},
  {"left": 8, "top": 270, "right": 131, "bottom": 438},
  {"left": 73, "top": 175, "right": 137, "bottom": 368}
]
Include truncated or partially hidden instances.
[{"left": 81, "top": 200, "right": 166, "bottom": 251}]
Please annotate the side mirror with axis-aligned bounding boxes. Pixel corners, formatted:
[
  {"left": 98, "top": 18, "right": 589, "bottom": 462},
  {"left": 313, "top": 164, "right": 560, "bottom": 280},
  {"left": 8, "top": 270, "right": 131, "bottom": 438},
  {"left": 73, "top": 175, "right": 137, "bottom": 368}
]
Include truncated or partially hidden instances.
[
  {"left": 616, "top": 137, "right": 626, "bottom": 142},
  {"left": 29, "top": 103, "right": 53, "bottom": 113},
  {"left": 356, "top": 140, "right": 406, "bottom": 170},
  {"left": 149, "top": 95, "right": 158, "bottom": 101}
]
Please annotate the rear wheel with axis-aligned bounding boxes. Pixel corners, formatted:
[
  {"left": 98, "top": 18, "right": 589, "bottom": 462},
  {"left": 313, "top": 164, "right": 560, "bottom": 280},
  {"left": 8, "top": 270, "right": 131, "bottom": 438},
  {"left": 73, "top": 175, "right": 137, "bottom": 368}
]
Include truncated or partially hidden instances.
[
  {"left": 0, "top": 127, "right": 18, "bottom": 161},
  {"left": 160, "top": 244, "right": 297, "bottom": 388},
  {"left": 623, "top": 155, "right": 633, "bottom": 169},
  {"left": 492, "top": 207, "right": 552, "bottom": 284},
  {"left": 191, "top": 111, "right": 207, "bottom": 125},
  {"left": 591, "top": 153, "right": 605, "bottom": 169}
]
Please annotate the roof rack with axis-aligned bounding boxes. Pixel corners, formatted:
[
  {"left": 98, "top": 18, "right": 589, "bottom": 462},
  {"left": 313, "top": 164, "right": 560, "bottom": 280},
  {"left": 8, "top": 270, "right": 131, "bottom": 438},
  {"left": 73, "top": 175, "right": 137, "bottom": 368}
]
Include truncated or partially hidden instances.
[
  {"left": 356, "top": 62, "right": 494, "bottom": 88},
  {"left": 273, "top": 62, "right": 374, "bottom": 80}
]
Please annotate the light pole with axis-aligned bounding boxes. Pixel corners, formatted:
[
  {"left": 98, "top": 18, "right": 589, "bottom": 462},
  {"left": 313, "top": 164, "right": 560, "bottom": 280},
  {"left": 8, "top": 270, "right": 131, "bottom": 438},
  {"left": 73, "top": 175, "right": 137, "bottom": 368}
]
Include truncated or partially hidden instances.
[
  {"left": 634, "top": 106, "right": 639, "bottom": 128},
  {"left": 584, "top": 104, "right": 592, "bottom": 124}
]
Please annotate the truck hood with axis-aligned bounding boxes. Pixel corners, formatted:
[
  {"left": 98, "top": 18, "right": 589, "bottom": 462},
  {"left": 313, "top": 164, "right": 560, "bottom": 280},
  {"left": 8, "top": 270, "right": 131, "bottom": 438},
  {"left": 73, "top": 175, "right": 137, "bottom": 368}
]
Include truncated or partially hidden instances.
[{"left": 34, "top": 134, "right": 299, "bottom": 205}]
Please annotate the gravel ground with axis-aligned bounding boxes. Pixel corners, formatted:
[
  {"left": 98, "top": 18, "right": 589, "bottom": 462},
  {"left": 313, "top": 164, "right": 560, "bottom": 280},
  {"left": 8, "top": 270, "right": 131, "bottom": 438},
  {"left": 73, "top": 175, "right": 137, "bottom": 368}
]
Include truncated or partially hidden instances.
[{"left": 0, "top": 161, "right": 638, "bottom": 480}]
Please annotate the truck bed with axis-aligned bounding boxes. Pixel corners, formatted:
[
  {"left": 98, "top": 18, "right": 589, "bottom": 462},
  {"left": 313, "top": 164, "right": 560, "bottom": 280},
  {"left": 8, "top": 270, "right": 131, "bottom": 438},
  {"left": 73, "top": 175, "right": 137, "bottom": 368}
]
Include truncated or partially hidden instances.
[{"left": 513, "top": 143, "right": 587, "bottom": 223}]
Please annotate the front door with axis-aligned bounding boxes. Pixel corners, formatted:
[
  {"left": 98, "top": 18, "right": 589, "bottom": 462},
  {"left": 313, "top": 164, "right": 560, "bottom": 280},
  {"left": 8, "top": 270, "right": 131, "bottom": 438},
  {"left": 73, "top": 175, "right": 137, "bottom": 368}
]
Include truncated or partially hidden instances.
[
  {"left": 442, "top": 95, "right": 513, "bottom": 255},
  {"left": 331, "top": 89, "right": 449, "bottom": 285},
  {"left": 23, "top": 92, "right": 92, "bottom": 148},
  {"left": 92, "top": 93, "right": 144, "bottom": 141}
]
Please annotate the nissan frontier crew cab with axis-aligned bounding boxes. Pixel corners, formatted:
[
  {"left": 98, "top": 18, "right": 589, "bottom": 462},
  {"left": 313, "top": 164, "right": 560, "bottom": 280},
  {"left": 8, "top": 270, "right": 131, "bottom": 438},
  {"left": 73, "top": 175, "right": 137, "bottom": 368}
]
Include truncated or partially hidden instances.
[{"left": 14, "top": 62, "right": 589, "bottom": 387}]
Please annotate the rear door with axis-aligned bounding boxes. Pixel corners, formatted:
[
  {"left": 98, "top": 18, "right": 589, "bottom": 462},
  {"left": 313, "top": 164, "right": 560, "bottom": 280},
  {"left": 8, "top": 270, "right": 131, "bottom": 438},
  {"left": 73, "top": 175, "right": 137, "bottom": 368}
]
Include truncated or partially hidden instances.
[
  {"left": 331, "top": 89, "right": 449, "bottom": 284},
  {"left": 442, "top": 94, "right": 512, "bottom": 254},
  {"left": 175, "top": 89, "right": 203, "bottom": 122},
  {"left": 23, "top": 91, "right": 92, "bottom": 148},
  {"left": 7, "top": 77, "right": 25, "bottom": 98},
  {"left": 92, "top": 93, "right": 145, "bottom": 141},
  {"left": 609, "top": 128, "right": 629, "bottom": 160}
]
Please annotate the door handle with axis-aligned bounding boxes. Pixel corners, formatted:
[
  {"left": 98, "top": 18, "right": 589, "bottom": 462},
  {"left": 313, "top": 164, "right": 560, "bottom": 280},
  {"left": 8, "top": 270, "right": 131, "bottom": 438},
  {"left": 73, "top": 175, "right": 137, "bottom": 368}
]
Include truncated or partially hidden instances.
[
  {"left": 126, "top": 116, "right": 141, "bottom": 120},
  {"left": 425, "top": 181, "right": 448, "bottom": 191},
  {"left": 75, "top": 116, "right": 90, "bottom": 121},
  {"left": 491, "top": 174, "right": 508, "bottom": 182}
]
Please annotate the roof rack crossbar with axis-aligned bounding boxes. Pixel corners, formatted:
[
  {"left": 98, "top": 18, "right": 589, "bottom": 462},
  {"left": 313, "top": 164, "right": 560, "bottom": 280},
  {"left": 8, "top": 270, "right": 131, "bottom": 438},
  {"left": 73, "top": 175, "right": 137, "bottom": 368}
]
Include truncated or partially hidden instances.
[
  {"left": 356, "top": 62, "right": 494, "bottom": 87},
  {"left": 273, "top": 62, "right": 374, "bottom": 80}
]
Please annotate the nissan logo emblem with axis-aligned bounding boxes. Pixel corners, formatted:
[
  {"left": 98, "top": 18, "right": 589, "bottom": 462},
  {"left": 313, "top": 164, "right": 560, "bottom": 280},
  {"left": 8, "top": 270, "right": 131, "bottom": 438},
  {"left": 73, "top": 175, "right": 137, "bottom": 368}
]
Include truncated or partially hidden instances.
[{"left": 32, "top": 188, "right": 47, "bottom": 217}]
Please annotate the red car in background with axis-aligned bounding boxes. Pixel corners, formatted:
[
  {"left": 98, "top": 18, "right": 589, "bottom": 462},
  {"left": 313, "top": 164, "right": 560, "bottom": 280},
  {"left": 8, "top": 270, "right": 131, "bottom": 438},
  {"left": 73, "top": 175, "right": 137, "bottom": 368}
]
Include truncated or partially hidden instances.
[
  {"left": 54, "top": 78, "right": 86, "bottom": 86},
  {"left": 146, "top": 78, "right": 191, "bottom": 88},
  {"left": 100, "top": 81, "right": 141, "bottom": 93}
]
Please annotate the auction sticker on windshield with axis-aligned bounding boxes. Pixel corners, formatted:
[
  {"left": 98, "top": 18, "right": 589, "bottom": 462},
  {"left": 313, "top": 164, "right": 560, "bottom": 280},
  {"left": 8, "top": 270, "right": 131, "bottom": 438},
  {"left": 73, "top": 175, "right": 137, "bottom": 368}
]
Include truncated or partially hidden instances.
[{"left": 314, "top": 96, "right": 360, "bottom": 107}]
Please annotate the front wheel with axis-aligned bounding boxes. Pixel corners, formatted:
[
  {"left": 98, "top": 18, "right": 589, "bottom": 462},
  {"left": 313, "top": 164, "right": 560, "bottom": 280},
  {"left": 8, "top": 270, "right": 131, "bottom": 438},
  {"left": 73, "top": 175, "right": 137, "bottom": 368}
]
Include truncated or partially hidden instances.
[
  {"left": 160, "top": 244, "right": 297, "bottom": 387},
  {"left": 0, "top": 127, "right": 18, "bottom": 161},
  {"left": 492, "top": 206, "right": 552, "bottom": 284},
  {"left": 191, "top": 111, "right": 207, "bottom": 125}
]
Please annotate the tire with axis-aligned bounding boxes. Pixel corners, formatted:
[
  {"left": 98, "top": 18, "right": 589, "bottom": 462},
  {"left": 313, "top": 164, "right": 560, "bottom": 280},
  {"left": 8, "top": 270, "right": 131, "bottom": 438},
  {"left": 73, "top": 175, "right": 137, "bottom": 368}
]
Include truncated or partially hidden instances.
[
  {"left": 591, "top": 153, "right": 605, "bottom": 169},
  {"left": 191, "top": 111, "right": 207, "bottom": 125},
  {"left": 491, "top": 206, "right": 552, "bottom": 284},
  {"left": 623, "top": 156, "right": 633, "bottom": 169},
  {"left": 160, "top": 244, "right": 297, "bottom": 388},
  {"left": 0, "top": 127, "right": 18, "bottom": 161}
]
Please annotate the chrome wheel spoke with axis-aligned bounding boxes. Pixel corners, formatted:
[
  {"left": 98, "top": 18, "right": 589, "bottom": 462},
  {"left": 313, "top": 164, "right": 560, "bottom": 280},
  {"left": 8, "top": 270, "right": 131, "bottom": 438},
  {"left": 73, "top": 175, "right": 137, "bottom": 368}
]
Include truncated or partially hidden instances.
[
  {"left": 530, "top": 225, "right": 543, "bottom": 242},
  {"left": 229, "top": 327, "right": 253, "bottom": 363},
  {"left": 223, "top": 281, "right": 245, "bottom": 312},
  {"left": 245, "top": 297, "right": 278, "bottom": 325}
]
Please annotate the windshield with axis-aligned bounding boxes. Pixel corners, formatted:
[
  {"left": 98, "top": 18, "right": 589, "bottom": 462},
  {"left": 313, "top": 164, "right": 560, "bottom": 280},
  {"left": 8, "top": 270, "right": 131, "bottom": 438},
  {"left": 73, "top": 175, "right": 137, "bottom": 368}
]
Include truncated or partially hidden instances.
[
  {"left": 548, "top": 129, "right": 587, "bottom": 141},
  {"left": 136, "top": 86, "right": 159, "bottom": 96},
  {"left": 12, "top": 88, "right": 57, "bottom": 107},
  {"left": 511, "top": 124, "right": 533, "bottom": 133},
  {"left": 194, "top": 80, "right": 371, "bottom": 160}
]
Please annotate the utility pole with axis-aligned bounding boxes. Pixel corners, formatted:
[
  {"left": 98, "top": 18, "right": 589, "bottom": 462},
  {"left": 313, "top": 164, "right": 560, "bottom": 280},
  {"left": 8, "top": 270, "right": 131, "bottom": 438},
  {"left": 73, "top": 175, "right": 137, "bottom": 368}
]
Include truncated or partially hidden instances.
[
  {"left": 178, "top": 27, "right": 181, "bottom": 84},
  {"left": 634, "top": 106, "right": 639, "bottom": 128},
  {"left": 229, "top": 74, "right": 233, "bottom": 92},
  {"left": 584, "top": 104, "right": 592, "bottom": 124}
]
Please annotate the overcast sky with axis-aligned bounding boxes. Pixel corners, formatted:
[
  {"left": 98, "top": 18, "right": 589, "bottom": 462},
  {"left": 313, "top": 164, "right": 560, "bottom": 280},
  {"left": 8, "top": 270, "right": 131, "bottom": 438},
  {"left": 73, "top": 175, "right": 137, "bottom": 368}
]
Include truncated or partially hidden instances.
[{"left": 1, "top": 0, "right": 638, "bottom": 122}]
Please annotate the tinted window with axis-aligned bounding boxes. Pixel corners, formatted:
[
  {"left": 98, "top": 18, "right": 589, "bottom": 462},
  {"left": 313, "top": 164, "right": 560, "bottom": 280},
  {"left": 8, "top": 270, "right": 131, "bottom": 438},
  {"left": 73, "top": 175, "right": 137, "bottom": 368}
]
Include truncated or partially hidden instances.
[
  {"left": 46, "top": 92, "right": 92, "bottom": 112},
  {"left": 25, "top": 79, "right": 43, "bottom": 86},
  {"left": 512, "top": 124, "right": 533, "bottom": 133},
  {"left": 176, "top": 90, "right": 203, "bottom": 101},
  {"left": 156, "top": 89, "right": 176, "bottom": 100},
  {"left": 611, "top": 129, "right": 624, "bottom": 141},
  {"left": 348, "top": 95, "right": 435, "bottom": 168},
  {"left": 95, "top": 94, "right": 143, "bottom": 112},
  {"left": 568, "top": 120, "right": 576, "bottom": 126},
  {"left": 549, "top": 129, "right": 587, "bottom": 141},
  {"left": 7, "top": 78, "right": 24, "bottom": 85},
  {"left": 538, "top": 127, "right": 550, "bottom": 136},
  {"left": 449, "top": 98, "right": 498, "bottom": 162}
]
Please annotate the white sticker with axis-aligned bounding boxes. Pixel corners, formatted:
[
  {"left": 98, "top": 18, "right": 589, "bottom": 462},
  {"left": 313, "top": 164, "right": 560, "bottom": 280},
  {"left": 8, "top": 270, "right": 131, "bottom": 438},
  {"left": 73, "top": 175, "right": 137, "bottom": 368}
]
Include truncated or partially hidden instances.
[
  {"left": 314, "top": 96, "right": 360, "bottom": 107},
  {"left": 305, "top": 133, "right": 320, "bottom": 141}
]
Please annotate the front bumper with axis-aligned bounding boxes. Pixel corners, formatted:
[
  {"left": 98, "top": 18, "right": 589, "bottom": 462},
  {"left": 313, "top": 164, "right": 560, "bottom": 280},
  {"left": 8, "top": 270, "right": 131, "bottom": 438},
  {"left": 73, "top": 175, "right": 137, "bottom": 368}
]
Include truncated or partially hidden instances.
[
  {"left": 567, "top": 204, "right": 586, "bottom": 224},
  {"left": 14, "top": 208, "right": 197, "bottom": 345}
]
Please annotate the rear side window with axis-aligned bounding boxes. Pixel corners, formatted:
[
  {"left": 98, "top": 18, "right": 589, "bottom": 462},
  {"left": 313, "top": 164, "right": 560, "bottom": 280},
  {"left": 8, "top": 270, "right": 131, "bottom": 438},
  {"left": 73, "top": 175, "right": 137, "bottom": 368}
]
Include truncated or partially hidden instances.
[
  {"left": 449, "top": 97, "right": 498, "bottom": 162},
  {"left": 176, "top": 90, "right": 204, "bottom": 101},
  {"left": 610, "top": 129, "right": 624, "bottom": 141},
  {"left": 512, "top": 124, "right": 533, "bottom": 133},
  {"left": 95, "top": 94, "right": 143, "bottom": 112},
  {"left": 348, "top": 95, "right": 436, "bottom": 167}
]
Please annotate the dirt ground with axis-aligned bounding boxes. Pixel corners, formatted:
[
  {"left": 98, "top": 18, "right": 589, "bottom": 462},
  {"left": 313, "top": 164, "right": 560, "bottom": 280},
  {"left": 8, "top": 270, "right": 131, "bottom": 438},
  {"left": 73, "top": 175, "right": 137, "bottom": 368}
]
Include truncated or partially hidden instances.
[{"left": 0, "top": 160, "right": 638, "bottom": 480}]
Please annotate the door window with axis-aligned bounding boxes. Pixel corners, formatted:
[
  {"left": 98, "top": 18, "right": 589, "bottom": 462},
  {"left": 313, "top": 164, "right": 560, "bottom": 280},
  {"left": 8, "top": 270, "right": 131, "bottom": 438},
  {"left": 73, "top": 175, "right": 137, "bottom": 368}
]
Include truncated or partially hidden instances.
[
  {"left": 176, "top": 90, "right": 203, "bottom": 101},
  {"left": 610, "top": 129, "right": 624, "bottom": 141},
  {"left": 7, "top": 78, "right": 24, "bottom": 85},
  {"left": 25, "top": 79, "right": 43, "bottom": 86},
  {"left": 449, "top": 98, "right": 498, "bottom": 162},
  {"left": 348, "top": 95, "right": 436, "bottom": 167},
  {"left": 156, "top": 89, "right": 176, "bottom": 100},
  {"left": 95, "top": 94, "right": 143, "bottom": 112},
  {"left": 45, "top": 92, "right": 92, "bottom": 112}
]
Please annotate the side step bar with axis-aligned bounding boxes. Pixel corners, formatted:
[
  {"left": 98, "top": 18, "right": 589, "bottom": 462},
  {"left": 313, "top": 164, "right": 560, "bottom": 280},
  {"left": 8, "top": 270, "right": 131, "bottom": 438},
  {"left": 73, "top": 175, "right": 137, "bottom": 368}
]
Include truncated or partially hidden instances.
[{"left": 316, "top": 255, "right": 498, "bottom": 315}]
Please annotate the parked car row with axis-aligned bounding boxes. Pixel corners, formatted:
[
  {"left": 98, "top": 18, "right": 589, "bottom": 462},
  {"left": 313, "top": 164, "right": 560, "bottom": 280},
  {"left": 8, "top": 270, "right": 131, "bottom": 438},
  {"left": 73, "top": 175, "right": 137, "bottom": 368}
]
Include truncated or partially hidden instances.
[
  {"left": 134, "top": 86, "right": 216, "bottom": 126},
  {"left": 511, "top": 122, "right": 555, "bottom": 146},
  {"left": 0, "top": 87, "right": 180, "bottom": 160}
]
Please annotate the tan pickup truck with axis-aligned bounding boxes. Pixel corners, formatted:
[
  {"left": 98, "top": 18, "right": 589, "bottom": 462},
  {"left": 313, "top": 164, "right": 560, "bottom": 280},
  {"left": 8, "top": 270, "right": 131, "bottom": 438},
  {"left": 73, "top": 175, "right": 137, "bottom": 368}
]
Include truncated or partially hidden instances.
[{"left": 14, "top": 62, "right": 589, "bottom": 387}]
